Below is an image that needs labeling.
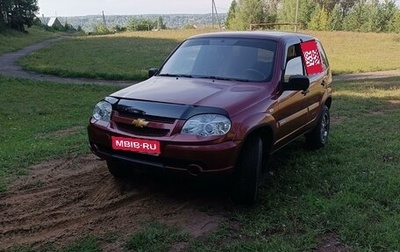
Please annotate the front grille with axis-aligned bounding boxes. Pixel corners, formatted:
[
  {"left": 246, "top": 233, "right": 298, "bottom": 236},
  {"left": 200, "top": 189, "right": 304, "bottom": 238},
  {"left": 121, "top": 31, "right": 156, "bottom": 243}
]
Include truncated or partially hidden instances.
[
  {"left": 111, "top": 110, "right": 177, "bottom": 137},
  {"left": 116, "top": 123, "right": 170, "bottom": 137},
  {"left": 117, "top": 112, "right": 175, "bottom": 124},
  {"left": 111, "top": 100, "right": 182, "bottom": 137}
]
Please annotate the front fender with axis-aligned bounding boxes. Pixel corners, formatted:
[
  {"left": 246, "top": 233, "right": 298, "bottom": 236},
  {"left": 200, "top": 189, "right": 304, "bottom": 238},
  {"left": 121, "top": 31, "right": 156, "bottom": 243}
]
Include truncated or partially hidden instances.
[{"left": 233, "top": 112, "right": 277, "bottom": 143}]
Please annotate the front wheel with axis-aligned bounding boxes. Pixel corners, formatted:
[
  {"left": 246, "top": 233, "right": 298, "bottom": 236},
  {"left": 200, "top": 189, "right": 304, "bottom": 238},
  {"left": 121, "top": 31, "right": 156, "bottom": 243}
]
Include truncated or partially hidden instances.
[
  {"left": 232, "top": 135, "right": 263, "bottom": 205},
  {"left": 305, "top": 105, "right": 330, "bottom": 149}
]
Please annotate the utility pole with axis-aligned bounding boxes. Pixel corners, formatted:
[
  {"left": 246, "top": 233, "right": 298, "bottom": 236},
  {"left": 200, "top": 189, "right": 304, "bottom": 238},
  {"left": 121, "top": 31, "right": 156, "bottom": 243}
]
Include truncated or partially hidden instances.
[
  {"left": 294, "top": 0, "right": 299, "bottom": 32},
  {"left": 211, "top": 0, "right": 221, "bottom": 29},
  {"left": 212, "top": 0, "right": 215, "bottom": 29},
  {"left": 102, "top": 11, "right": 107, "bottom": 28}
]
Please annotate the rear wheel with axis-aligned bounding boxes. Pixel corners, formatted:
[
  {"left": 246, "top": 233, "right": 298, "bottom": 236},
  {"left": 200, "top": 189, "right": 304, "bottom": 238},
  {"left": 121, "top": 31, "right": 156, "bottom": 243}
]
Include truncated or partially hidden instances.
[
  {"left": 306, "top": 105, "right": 330, "bottom": 149},
  {"left": 232, "top": 135, "right": 263, "bottom": 205},
  {"left": 106, "top": 160, "right": 132, "bottom": 178}
]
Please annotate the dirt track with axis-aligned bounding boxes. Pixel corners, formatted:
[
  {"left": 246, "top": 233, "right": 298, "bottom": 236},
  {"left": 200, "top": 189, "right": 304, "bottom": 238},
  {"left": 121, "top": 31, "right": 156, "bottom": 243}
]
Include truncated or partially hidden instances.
[
  {"left": 0, "top": 37, "right": 230, "bottom": 251},
  {"left": 0, "top": 154, "right": 231, "bottom": 250}
]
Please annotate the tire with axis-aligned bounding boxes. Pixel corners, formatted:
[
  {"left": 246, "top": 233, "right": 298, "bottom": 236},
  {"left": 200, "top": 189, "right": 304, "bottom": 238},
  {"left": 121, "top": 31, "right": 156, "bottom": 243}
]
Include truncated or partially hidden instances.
[
  {"left": 306, "top": 105, "right": 330, "bottom": 149},
  {"left": 232, "top": 135, "right": 263, "bottom": 205},
  {"left": 106, "top": 160, "right": 131, "bottom": 178}
]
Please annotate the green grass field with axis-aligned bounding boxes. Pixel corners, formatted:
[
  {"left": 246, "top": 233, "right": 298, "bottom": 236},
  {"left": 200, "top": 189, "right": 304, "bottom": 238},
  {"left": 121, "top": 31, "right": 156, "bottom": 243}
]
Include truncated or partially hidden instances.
[
  {"left": 0, "top": 76, "right": 119, "bottom": 192},
  {"left": 18, "top": 30, "right": 400, "bottom": 81},
  {"left": 1, "top": 29, "right": 400, "bottom": 251}
]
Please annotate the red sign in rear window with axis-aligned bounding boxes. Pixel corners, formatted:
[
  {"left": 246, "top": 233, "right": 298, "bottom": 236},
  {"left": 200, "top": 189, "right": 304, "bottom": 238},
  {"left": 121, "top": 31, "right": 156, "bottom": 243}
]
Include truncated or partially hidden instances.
[
  {"left": 300, "top": 40, "right": 323, "bottom": 75},
  {"left": 112, "top": 136, "right": 161, "bottom": 155}
]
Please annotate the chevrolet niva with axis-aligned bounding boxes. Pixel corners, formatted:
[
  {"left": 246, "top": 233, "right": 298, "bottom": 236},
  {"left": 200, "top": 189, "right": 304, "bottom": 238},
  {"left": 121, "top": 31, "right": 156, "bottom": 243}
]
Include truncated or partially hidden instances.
[{"left": 88, "top": 31, "right": 332, "bottom": 204}]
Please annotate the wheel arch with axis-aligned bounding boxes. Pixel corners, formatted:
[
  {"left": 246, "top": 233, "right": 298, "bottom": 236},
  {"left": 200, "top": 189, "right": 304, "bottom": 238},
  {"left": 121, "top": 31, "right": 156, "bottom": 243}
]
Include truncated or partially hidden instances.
[
  {"left": 235, "top": 124, "right": 274, "bottom": 173},
  {"left": 325, "top": 96, "right": 332, "bottom": 109}
]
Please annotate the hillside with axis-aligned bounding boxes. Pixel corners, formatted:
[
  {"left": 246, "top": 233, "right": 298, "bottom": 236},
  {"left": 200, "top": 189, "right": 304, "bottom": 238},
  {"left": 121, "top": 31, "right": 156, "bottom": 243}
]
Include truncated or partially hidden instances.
[{"left": 41, "top": 13, "right": 227, "bottom": 31}]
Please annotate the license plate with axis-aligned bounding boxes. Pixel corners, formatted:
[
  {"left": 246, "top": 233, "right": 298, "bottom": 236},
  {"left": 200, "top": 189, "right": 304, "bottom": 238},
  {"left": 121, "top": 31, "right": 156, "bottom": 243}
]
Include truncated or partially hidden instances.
[{"left": 111, "top": 136, "right": 161, "bottom": 155}]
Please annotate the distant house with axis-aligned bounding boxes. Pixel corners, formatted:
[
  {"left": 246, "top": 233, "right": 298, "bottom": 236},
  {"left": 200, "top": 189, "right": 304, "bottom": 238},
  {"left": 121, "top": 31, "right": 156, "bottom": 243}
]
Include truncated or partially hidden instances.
[
  {"left": 33, "top": 16, "right": 43, "bottom": 26},
  {"left": 47, "top": 17, "right": 63, "bottom": 29}
]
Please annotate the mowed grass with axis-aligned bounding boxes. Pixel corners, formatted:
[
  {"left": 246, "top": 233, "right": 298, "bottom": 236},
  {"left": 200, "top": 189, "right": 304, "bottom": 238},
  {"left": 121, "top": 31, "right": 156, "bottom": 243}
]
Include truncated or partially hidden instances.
[
  {"left": 18, "top": 29, "right": 206, "bottom": 81},
  {"left": 307, "top": 31, "right": 400, "bottom": 75},
  {"left": 0, "top": 26, "right": 60, "bottom": 55},
  {"left": 2, "top": 76, "right": 400, "bottom": 251},
  {"left": 18, "top": 30, "right": 400, "bottom": 81},
  {"left": 0, "top": 76, "right": 119, "bottom": 192}
]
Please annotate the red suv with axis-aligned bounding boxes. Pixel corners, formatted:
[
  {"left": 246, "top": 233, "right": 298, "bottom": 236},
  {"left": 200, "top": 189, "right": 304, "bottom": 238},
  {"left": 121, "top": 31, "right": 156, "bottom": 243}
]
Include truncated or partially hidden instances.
[{"left": 88, "top": 31, "right": 332, "bottom": 203}]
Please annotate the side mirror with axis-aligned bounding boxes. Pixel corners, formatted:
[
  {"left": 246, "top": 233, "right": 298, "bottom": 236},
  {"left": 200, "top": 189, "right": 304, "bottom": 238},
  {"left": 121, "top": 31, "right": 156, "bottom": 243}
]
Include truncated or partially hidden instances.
[
  {"left": 281, "top": 75, "right": 310, "bottom": 92},
  {"left": 148, "top": 68, "right": 159, "bottom": 78}
]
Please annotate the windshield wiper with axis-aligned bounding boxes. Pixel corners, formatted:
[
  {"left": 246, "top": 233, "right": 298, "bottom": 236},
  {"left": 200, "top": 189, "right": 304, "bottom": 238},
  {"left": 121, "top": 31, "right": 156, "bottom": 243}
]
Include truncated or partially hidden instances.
[
  {"left": 158, "top": 73, "right": 193, "bottom": 78},
  {"left": 196, "top": 75, "right": 250, "bottom": 82}
]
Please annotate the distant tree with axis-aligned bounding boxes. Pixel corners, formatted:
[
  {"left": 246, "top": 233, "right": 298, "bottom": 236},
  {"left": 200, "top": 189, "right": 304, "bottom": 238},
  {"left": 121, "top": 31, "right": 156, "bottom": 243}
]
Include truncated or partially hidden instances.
[
  {"left": 342, "top": 0, "right": 369, "bottom": 31},
  {"left": 340, "top": 0, "right": 360, "bottom": 16},
  {"left": 299, "top": 0, "right": 316, "bottom": 28},
  {"left": 278, "top": 0, "right": 297, "bottom": 25},
  {"left": 229, "top": 0, "right": 265, "bottom": 30},
  {"left": 0, "top": 0, "right": 11, "bottom": 30},
  {"left": 113, "top": 25, "right": 127, "bottom": 32},
  {"left": 328, "top": 4, "right": 344, "bottom": 30},
  {"left": 309, "top": 5, "right": 329, "bottom": 30},
  {"left": 379, "top": 0, "right": 398, "bottom": 32},
  {"left": 264, "top": 0, "right": 279, "bottom": 23},
  {"left": 278, "top": 0, "right": 315, "bottom": 29},
  {"left": 0, "top": 0, "right": 39, "bottom": 31},
  {"left": 127, "top": 18, "right": 154, "bottom": 31},
  {"left": 93, "top": 23, "right": 110, "bottom": 34},
  {"left": 155, "top": 16, "right": 167, "bottom": 29},
  {"left": 387, "top": 4, "right": 400, "bottom": 32},
  {"left": 63, "top": 22, "right": 76, "bottom": 32},
  {"left": 225, "top": 0, "right": 237, "bottom": 29}
]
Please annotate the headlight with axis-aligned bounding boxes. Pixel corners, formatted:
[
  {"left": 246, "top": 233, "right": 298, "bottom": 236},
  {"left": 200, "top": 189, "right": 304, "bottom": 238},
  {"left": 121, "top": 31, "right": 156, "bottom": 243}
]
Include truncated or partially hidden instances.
[
  {"left": 92, "top": 101, "right": 112, "bottom": 122},
  {"left": 182, "top": 114, "right": 231, "bottom": 136}
]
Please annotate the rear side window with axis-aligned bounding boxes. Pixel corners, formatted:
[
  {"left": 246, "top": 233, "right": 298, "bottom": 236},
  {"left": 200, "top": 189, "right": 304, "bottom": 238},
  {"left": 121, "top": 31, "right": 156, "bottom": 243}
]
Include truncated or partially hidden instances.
[{"left": 284, "top": 40, "right": 326, "bottom": 81}]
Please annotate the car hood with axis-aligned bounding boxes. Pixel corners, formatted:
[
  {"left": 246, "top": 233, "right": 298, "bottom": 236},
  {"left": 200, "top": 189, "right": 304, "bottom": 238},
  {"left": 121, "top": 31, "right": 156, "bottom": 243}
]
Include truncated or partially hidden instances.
[{"left": 111, "top": 77, "right": 270, "bottom": 116}]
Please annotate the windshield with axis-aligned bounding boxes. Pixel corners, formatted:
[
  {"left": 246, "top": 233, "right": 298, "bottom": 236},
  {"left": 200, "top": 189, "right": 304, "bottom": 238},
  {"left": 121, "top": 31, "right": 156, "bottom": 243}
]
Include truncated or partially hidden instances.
[{"left": 159, "top": 37, "right": 277, "bottom": 82}]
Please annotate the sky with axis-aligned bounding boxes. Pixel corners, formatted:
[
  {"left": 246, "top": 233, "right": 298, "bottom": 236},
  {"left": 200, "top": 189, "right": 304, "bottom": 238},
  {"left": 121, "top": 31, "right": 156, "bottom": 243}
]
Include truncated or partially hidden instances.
[{"left": 37, "top": 0, "right": 234, "bottom": 17}]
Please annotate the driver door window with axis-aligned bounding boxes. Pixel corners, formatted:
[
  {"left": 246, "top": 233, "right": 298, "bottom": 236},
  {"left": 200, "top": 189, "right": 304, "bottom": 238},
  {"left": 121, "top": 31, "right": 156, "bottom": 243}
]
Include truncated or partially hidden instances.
[{"left": 284, "top": 45, "right": 305, "bottom": 82}]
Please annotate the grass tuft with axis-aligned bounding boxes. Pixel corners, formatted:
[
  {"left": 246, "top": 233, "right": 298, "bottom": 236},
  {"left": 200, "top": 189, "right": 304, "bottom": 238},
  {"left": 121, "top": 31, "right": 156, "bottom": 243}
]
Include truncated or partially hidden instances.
[{"left": 125, "top": 222, "right": 189, "bottom": 252}]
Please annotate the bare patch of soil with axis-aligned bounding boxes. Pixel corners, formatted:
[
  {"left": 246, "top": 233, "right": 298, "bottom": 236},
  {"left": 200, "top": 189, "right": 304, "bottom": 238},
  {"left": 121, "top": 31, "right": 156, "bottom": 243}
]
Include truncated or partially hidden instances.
[
  {"left": 36, "top": 126, "right": 84, "bottom": 139},
  {"left": 315, "top": 232, "right": 351, "bottom": 252},
  {"left": 388, "top": 99, "right": 400, "bottom": 105},
  {"left": 0, "top": 154, "right": 231, "bottom": 250},
  {"left": 330, "top": 115, "right": 347, "bottom": 126}
]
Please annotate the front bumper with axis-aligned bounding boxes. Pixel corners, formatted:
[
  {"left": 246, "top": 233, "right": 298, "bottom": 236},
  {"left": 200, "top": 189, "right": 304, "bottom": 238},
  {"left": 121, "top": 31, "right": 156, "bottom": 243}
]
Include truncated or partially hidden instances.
[{"left": 88, "top": 124, "right": 239, "bottom": 176}]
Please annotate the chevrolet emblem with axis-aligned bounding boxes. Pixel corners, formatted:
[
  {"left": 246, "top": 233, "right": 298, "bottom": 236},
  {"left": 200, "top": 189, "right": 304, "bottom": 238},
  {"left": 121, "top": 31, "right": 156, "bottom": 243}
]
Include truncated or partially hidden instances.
[{"left": 131, "top": 118, "right": 149, "bottom": 128}]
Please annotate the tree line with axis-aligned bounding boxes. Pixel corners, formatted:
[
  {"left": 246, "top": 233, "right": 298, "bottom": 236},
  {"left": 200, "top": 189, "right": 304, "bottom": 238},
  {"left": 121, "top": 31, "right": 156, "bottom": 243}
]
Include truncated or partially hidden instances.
[
  {"left": 0, "top": 0, "right": 38, "bottom": 31},
  {"left": 92, "top": 16, "right": 168, "bottom": 35},
  {"left": 226, "top": 0, "right": 400, "bottom": 33},
  {"left": 2, "top": 0, "right": 399, "bottom": 33}
]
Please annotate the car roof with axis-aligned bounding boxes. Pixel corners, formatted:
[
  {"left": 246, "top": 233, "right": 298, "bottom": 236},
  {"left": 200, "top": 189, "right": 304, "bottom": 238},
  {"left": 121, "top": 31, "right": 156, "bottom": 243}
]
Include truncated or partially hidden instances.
[{"left": 188, "top": 31, "right": 316, "bottom": 42}]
